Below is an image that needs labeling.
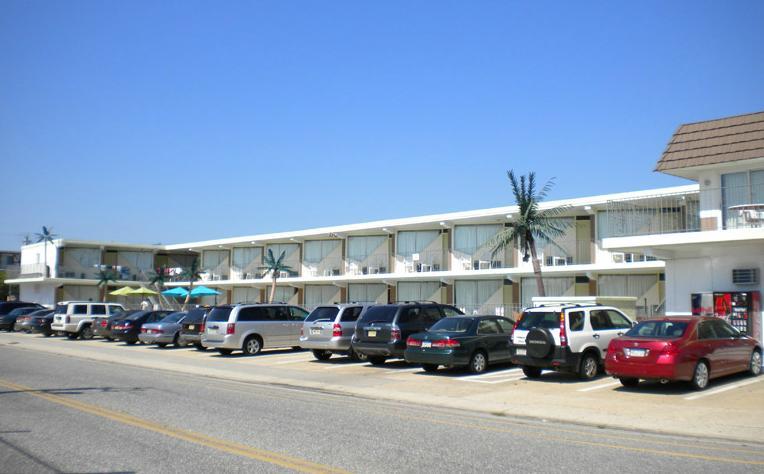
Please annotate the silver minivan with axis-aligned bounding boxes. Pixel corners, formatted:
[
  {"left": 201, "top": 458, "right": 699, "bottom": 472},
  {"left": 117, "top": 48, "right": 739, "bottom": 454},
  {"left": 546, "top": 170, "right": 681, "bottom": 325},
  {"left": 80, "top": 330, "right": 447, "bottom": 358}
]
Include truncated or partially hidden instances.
[
  {"left": 299, "top": 304, "right": 370, "bottom": 361},
  {"left": 203, "top": 304, "right": 310, "bottom": 356}
]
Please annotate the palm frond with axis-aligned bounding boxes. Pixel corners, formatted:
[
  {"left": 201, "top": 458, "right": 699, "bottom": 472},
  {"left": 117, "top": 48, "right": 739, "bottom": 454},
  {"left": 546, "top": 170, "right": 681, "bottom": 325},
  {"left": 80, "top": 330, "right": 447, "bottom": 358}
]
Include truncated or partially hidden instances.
[{"left": 487, "top": 227, "right": 520, "bottom": 258}]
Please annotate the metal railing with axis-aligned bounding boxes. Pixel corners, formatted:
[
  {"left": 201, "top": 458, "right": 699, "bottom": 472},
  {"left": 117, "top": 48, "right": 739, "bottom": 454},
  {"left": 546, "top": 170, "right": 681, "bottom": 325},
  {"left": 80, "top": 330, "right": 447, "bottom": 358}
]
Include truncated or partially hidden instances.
[
  {"left": 231, "top": 261, "right": 265, "bottom": 280},
  {"left": 396, "top": 250, "right": 444, "bottom": 273},
  {"left": 539, "top": 239, "right": 592, "bottom": 266},
  {"left": 456, "top": 303, "right": 524, "bottom": 318},
  {"left": 345, "top": 256, "right": 390, "bottom": 275},
  {"left": 303, "top": 257, "right": 344, "bottom": 277},
  {"left": 200, "top": 262, "right": 231, "bottom": 282},
  {"left": 19, "top": 263, "right": 47, "bottom": 278},
  {"left": 453, "top": 250, "right": 510, "bottom": 271}
]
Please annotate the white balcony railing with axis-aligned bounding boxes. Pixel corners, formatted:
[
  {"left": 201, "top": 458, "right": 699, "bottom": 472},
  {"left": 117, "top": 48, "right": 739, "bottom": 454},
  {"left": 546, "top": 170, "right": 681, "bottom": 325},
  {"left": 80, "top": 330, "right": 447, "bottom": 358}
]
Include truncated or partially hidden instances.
[
  {"left": 346, "top": 256, "right": 389, "bottom": 275},
  {"left": 396, "top": 250, "right": 444, "bottom": 273},
  {"left": 304, "top": 257, "right": 343, "bottom": 277}
]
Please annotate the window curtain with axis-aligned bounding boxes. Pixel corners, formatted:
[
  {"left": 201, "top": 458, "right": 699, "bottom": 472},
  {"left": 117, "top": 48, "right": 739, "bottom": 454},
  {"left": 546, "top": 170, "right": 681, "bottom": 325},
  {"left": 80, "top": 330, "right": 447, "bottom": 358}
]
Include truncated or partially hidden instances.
[
  {"left": 232, "top": 248, "right": 262, "bottom": 270},
  {"left": 232, "top": 287, "right": 261, "bottom": 303},
  {"left": 305, "top": 285, "right": 339, "bottom": 307},
  {"left": 273, "top": 286, "right": 295, "bottom": 304},
  {"left": 598, "top": 274, "right": 657, "bottom": 299},
  {"left": 454, "top": 280, "right": 501, "bottom": 306},
  {"left": 536, "top": 218, "right": 575, "bottom": 256},
  {"left": 347, "top": 236, "right": 387, "bottom": 262},
  {"left": 63, "top": 248, "right": 101, "bottom": 269},
  {"left": 453, "top": 225, "right": 501, "bottom": 255},
  {"left": 722, "top": 172, "right": 749, "bottom": 228},
  {"left": 752, "top": 170, "right": 764, "bottom": 203},
  {"left": 120, "top": 251, "right": 153, "bottom": 272},
  {"left": 520, "top": 277, "right": 574, "bottom": 308},
  {"left": 397, "top": 281, "right": 440, "bottom": 302},
  {"left": 266, "top": 244, "right": 298, "bottom": 262},
  {"left": 303, "top": 240, "right": 340, "bottom": 264},
  {"left": 396, "top": 231, "right": 439, "bottom": 258},
  {"left": 348, "top": 283, "right": 387, "bottom": 303}
]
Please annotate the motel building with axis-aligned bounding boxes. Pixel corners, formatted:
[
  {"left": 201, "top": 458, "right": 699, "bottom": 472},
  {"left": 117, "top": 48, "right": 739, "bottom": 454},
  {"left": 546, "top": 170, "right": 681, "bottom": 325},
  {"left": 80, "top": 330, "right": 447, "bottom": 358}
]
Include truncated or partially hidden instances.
[{"left": 7, "top": 111, "right": 763, "bottom": 345}]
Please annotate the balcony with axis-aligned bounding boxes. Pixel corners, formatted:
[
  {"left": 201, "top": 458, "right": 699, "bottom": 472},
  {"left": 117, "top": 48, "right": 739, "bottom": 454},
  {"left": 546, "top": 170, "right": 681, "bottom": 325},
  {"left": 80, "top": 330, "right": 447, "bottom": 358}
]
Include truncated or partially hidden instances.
[
  {"left": 19, "top": 263, "right": 47, "bottom": 278},
  {"left": 304, "top": 257, "right": 343, "bottom": 277},
  {"left": 396, "top": 250, "right": 444, "bottom": 273},
  {"left": 346, "top": 256, "right": 389, "bottom": 275},
  {"left": 540, "top": 240, "right": 592, "bottom": 266},
  {"left": 452, "top": 250, "right": 510, "bottom": 271},
  {"left": 200, "top": 262, "right": 230, "bottom": 282}
]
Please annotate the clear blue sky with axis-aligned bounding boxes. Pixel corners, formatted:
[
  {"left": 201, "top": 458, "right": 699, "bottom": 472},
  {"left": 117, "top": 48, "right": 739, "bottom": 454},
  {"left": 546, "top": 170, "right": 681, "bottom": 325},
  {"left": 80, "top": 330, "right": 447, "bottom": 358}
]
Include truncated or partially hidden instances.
[{"left": 2, "top": 1, "right": 763, "bottom": 249}]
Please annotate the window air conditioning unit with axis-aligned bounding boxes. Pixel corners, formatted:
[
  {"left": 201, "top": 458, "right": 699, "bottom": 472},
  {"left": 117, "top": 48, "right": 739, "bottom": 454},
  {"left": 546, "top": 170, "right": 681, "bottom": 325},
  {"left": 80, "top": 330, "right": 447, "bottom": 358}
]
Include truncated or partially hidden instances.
[
  {"left": 545, "top": 256, "right": 554, "bottom": 266},
  {"left": 612, "top": 253, "right": 624, "bottom": 263},
  {"left": 732, "top": 268, "right": 759, "bottom": 285},
  {"left": 553, "top": 257, "right": 568, "bottom": 266}
]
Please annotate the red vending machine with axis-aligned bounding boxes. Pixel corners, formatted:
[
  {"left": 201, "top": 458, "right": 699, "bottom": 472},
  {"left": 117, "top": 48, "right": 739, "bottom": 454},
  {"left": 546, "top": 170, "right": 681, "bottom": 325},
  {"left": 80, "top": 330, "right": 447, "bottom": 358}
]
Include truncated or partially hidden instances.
[{"left": 691, "top": 291, "right": 761, "bottom": 337}]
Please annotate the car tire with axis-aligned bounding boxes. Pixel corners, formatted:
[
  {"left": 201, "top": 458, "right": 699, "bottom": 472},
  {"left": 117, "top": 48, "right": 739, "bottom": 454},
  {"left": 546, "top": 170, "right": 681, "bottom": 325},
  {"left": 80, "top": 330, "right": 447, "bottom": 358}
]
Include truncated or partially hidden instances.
[
  {"left": 243, "top": 336, "right": 262, "bottom": 356},
  {"left": 578, "top": 352, "right": 599, "bottom": 380},
  {"left": 173, "top": 333, "right": 182, "bottom": 348},
  {"left": 105, "top": 337, "right": 114, "bottom": 342},
  {"left": 349, "top": 347, "right": 367, "bottom": 362},
  {"left": 691, "top": 360, "right": 710, "bottom": 390},
  {"left": 66, "top": 332, "right": 78, "bottom": 340},
  {"left": 157, "top": 343, "right": 167, "bottom": 348},
  {"left": 468, "top": 351, "right": 488, "bottom": 374},
  {"left": 522, "top": 366, "right": 542, "bottom": 378},
  {"left": 125, "top": 340, "right": 136, "bottom": 345},
  {"left": 749, "top": 349, "right": 762, "bottom": 377},
  {"left": 368, "top": 356, "right": 387, "bottom": 366},
  {"left": 43, "top": 331, "right": 52, "bottom": 337},
  {"left": 194, "top": 343, "right": 206, "bottom": 351},
  {"left": 218, "top": 348, "right": 233, "bottom": 356},
  {"left": 619, "top": 377, "right": 639, "bottom": 387},
  {"left": 79, "top": 325, "right": 94, "bottom": 340},
  {"left": 312, "top": 350, "right": 332, "bottom": 361},
  {"left": 422, "top": 364, "right": 439, "bottom": 373}
]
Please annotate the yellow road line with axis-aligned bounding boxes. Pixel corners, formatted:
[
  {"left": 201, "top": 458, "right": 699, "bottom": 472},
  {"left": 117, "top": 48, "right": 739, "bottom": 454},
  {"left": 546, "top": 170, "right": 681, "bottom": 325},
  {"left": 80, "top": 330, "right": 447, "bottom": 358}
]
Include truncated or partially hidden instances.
[{"left": 0, "top": 379, "right": 349, "bottom": 474}]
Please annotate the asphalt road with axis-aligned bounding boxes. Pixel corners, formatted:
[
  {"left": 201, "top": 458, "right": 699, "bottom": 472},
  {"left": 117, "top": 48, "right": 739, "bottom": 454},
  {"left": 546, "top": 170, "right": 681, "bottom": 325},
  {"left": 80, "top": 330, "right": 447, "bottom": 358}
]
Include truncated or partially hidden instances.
[{"left": 1, "top": 345, "right": 762, "bottom": 474}]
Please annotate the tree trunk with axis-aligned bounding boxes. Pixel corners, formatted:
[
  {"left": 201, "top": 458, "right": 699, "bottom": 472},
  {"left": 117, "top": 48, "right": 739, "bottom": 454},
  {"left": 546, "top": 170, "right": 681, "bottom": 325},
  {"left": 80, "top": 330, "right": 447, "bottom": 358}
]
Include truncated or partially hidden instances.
[
  {"left": 43, "top": 241, "right": 49, "bottom": 278},
  {"left": 182, "top": 282, "right": 193, "bottom": 311},
  {"left": 269, "top": 275, "right": 277, "bottom": 303},
  {"left": 529, "top": 242, "right": 545, "bottom": 298},
  {"left": 100, "top": 286, "right": 106, "bottom": 303}
]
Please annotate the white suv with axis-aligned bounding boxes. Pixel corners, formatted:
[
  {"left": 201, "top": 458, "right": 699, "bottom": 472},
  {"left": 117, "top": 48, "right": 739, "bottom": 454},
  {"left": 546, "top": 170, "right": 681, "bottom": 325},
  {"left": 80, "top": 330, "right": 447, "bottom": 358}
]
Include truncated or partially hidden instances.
[
  {"left": 510, "top": 304, "right": 635, "bottom": 379},
  {"left": 51, "top": 301, "right": 126, "bottom": 340}
]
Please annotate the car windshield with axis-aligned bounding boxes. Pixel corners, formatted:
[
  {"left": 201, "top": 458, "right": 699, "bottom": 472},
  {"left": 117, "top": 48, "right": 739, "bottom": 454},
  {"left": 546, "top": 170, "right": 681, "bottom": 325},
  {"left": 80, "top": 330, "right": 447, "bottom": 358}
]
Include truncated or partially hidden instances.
[
  {"left": 161, "top": 312, "right": 186, "bottom": 323},
  {"left": 207, "top": 307, "right": 233, "bottom": 322},
  {"left": 516, "top": 311, "right": 559, "bottom": 330},
  {"left": 305, "top": 307, "right": 340, "bottom": 322},
  {"left": 358, "top": 306, "right": 398, "bottom": 324},
  {"left": 626, "top": 321, "right": 689, "bottom": 338},
  {"left": 428, "top": 317, "right": 474, "bottom": 333}
]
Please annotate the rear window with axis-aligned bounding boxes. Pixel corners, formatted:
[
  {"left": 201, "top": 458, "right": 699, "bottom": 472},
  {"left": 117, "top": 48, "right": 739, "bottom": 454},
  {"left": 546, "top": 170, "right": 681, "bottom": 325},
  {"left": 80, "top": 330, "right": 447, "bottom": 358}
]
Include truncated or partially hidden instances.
[
  {"left": 161, "top": 312, "right": 186, "bottom": 323},
  {"left": 428, "top": 317, "right": 474, "bottom": 333},
  {"left": 208, "top": 307, "right": 233, "bottom": 322},
  {"left": 358, "top": 306, "right": 398, "bottom": 324},
  {"left": 305, "top": 307, "right": 340, "bottom": 322},
  {"left": 516, "top": 311, "right": 559, "bottom": 331},
  {"left": 184, "top": 309, "right": 207, "bottom": 323},
  {"left": 626, "top": 321, "right": 689, "bottom": 339}
]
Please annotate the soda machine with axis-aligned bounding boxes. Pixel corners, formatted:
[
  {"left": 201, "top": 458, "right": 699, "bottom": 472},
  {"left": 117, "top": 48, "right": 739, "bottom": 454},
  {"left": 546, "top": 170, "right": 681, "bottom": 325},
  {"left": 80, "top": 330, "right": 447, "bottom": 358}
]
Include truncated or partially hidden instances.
[{"left": 691, "top": 291, "right": 760, "bottom": 336}]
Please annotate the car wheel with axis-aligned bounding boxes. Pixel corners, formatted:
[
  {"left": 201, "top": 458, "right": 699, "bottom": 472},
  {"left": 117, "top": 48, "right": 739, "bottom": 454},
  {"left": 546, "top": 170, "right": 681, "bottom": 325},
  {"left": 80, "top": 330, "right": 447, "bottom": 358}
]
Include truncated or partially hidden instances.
[
  {"left": 368, "top": 356, "right": 387, "bottom": 366},
  {"left": 173, "top": 333, "right": 182, "bottom": 348},
  {"left": 422, "top": 364, "right": 439, "bottom": 373},
  {"left": 79, "top": 325, "right": 94, "bottom": 340},
  {"left": 691, "top": 360, "right": 710, "bottom": 390},
  {"left": 218, "top": 348, "right": 233, "bottom": 356},
  {"left": 292, "top": 346, "right": 302, "bottom": 351},
  {"left": 312, "top": 350, "right": 332, "bottom": 361},
  {"left": 522, "top": 366, "right": 542, "bottom": 378},
  {"left": 349, "top": 347, "right": 367, "bottom": 362},
  {"left": 468, "top": 351, "right": 488, "bottom": 374},
  {"left": 750, "top": 350, "right": 762, "bottom": 377},
  {"left": 66, "top": 332, "right": 78, "bottom": 340},
  {"left": 157, "top": 343, "right": 167, "bottom": 348},
  {"left": 578, "top": 352, "right": 599, "bottom": 380},
  {"left": 125, "top": 340, "right": 136, "bottom": 345},
  {"left": 619, "top": 377, "right": 639, "bottom": 387},
  {"left": 195, "top": 343, "right": 206, "bottom": 351},
  {"left": 43, "top": 331, "right": 52, "bottom": 337},
  {"left": 105, "top": 337, "right": 114, "bottom": 342},
  {"left": 243, "top": 336, "right": 262, "bottom": 356}
]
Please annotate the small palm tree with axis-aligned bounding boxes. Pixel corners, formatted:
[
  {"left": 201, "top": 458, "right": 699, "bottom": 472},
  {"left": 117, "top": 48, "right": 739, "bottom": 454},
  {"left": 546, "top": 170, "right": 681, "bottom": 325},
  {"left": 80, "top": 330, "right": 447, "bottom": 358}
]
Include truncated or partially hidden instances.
[
  {"left": 96, "top": 269, "right": 118, "bottom": 302},
  {"left": 34, "top": 226, "right": 58, "bottom": 278},
  {"left": 490, "top": 170, "right": 570, "bottom": 298},
  {"left": 181, "top": 259, "right": 202, "bottom": 310},
  {"left": 260, "top": 249, "right": 293, "bottom": 303}
]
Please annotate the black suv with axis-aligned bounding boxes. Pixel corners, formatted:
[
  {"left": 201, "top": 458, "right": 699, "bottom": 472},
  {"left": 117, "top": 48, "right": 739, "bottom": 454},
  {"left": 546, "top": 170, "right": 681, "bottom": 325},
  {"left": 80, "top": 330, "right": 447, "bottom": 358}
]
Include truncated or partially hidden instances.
[
  {"left": 351, "top": 302, "right": 463, "bottom": 365},
  {"left": 178, "top": 307, "right": 209, "bottom": 350}
]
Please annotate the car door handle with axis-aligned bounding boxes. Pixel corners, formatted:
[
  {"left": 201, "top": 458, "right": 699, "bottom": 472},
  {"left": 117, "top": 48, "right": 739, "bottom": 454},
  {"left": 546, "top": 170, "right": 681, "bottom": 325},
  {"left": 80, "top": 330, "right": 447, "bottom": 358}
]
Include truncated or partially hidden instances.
[
  {"left": 593, "top": 334, "right": 600, "bottom": 339},
  {"left": 617, "top": 332, "right": 624, "bottom": 336}
]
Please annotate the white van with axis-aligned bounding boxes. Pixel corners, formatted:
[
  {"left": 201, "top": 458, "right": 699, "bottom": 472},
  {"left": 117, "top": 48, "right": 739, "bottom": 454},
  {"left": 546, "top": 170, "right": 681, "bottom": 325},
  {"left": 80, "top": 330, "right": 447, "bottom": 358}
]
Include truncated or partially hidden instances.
[{"left": 51, "top": 301, "right": 126, "bottom": 340}]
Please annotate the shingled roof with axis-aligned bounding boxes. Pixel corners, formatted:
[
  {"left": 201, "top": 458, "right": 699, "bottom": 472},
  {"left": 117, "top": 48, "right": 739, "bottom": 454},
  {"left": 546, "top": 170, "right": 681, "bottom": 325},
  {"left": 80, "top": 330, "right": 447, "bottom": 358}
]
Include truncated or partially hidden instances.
[{"left": 655, "top": 111, "right": 764, "bottom": 172}]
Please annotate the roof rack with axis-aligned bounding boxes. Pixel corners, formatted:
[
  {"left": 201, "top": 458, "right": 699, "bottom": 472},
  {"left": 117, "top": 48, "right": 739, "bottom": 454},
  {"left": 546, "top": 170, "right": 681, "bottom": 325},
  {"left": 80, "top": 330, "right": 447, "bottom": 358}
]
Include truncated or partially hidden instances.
[
  {"left": 533, "top": 302, "right": 599, "bottom": 308},
  {"left": 393, "top": 300, "right": 440, "bottom": 304}
]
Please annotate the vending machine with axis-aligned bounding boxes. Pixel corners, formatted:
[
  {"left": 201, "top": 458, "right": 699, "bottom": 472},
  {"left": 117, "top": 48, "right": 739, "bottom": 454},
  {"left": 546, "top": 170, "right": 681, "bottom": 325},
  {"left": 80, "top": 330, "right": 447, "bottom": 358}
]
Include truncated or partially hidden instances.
[{"left": 691, "top": 291, "right": 761, "bottom": 336}]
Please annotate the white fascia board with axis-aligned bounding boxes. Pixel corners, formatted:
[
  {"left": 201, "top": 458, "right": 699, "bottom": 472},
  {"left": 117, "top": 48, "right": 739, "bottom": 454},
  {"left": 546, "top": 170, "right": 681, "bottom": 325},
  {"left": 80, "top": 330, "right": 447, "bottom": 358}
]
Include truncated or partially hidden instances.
[
  {"left": 166, "top": 185, "right": 700, "bottom": 250},
  {"left": 603, "top": 228, "right": 764, "bottom": 251}
]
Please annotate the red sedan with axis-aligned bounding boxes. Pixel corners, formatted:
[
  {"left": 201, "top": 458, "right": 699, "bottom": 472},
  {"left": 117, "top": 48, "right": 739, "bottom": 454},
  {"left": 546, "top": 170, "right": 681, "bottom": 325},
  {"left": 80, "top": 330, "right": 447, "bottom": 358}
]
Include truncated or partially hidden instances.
[{"left": 605, "top": 316, "right": 761, "bottom": 390}]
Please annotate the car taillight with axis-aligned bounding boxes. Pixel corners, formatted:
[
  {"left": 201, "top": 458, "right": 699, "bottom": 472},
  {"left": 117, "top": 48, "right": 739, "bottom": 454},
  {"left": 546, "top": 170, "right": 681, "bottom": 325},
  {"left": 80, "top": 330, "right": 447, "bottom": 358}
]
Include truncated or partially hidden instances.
[
  {"left": 140, "top": 328, "right": 147, "bottom": 333},
  {"left": 155, "top": 329, "right": 164, "bottom": 334},
  {"left": 406, "top": 337, "right": 421, "bottom": 347},
  {"left": 656, "top": 342, "right": 679, "bottom": 363},
  {"left": 226, "top": 323, "right": 236, "bottom": 335},
  {"left": 199, "top": 323, "right": 205, "bottom": 332},
  {"left": 513, "top": 316, "right": 521, "bottom": 332},
  {"left": 559, "top": 312, "right": 567, "bottom": 347},
  {"left": 65, "top": 316, "right": 70, "bottom": 323},
  {"left": 432, "top": 339, "right": 460, "bottom": 348},
  {"left": 332, "top": 323, "right": 342, "bottom": 338},
  {"left": 101, "top": 320, "right": 108, "bottom": 327},
  {"left": 390, "top": 326, "right": 401, "bottom": 342}
]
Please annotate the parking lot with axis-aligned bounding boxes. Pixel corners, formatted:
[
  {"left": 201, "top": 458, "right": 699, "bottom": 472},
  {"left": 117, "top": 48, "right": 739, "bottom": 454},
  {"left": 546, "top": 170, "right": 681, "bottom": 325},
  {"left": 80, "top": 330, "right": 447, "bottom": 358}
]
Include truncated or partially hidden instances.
[{"left": 2, "top": 331, "right": 762, "bottom": 442}]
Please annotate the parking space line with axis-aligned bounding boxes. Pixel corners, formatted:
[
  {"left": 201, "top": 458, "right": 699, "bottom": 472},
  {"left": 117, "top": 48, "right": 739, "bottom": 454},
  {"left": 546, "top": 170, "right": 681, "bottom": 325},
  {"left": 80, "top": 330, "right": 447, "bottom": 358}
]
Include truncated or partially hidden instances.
[
  {"left": 577, "top": 380, "right": 622, "bottom": 392},
  {"left": 381, "top": 367, "right": 421, "bottom": 375},
  {"left": 457, "top": 368, "right": 522, "bottom": 380},
  {"left": 322, "top": 363, "right": 364, "bottom": 370},
  {"left": 684, "top": 377, "right": 763, "bottom": 401},
  {"left": 462, "top": 376, "right": 525, "bottom": 384},
  {"left": 271, "top": 358, "right": 312, "bottom": 365}
]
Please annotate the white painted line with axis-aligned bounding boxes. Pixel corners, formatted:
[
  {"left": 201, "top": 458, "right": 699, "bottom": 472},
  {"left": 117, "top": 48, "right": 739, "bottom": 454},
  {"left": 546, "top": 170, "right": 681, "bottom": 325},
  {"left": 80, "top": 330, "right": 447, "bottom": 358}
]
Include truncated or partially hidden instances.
[
  {"left": 684, "top": 377, "right": 764, "bottom": 400},
  {"left": 271, "top": 358, "right": 311, "bottom": 365},
  {"left": 382, "top": 367, "right": 422, "bottom": 375},
  {"left": 457, "top": 368, "right": 523, "bottom": 380},
  {"left": 322, "top": 363, "right": 363, "bottom": 370},
  {"left": 462, "top": 376, "right": 525, "bottom": 384},
  {"left": 577, "top": 380, "right": 622, "bottom": 392}
]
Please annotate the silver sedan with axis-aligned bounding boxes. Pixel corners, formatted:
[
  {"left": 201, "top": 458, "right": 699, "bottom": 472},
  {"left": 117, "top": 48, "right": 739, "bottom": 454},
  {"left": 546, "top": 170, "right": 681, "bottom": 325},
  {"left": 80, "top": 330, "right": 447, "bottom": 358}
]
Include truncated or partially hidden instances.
[{"left": 138, "top": 311, "right": 187, "bottom": 347}]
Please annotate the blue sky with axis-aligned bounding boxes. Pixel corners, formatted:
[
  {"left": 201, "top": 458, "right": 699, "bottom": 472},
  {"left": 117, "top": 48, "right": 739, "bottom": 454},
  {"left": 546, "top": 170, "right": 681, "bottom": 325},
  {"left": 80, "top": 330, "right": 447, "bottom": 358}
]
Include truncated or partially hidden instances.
[{"left": 2, "top": 1, "right": 763, "bottom": 249}]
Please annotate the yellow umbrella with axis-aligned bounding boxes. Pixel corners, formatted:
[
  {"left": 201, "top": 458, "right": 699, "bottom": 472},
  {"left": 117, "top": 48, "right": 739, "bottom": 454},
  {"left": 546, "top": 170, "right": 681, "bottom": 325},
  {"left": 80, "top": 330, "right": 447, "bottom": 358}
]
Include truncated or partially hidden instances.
[
  {"left": 128, "top": 287, "right": 159, "bottom": 296},
  {"left": 110, "top": 286, "right": 136, "bottom": 296}
]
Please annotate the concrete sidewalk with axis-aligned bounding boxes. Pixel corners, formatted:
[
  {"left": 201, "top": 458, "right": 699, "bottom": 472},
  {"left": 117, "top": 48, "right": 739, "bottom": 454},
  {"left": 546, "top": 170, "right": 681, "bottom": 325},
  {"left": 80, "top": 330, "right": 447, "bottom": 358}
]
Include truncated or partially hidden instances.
[{"left": 2, "top": 332, "right": 762, "bottom": 442}]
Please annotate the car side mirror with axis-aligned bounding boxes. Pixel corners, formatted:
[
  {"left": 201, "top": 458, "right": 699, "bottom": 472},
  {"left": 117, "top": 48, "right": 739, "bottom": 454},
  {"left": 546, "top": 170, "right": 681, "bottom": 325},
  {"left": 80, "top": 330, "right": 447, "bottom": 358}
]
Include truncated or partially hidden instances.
[{"left": 632, "top": 321, "right": 638, "bottom": 327}]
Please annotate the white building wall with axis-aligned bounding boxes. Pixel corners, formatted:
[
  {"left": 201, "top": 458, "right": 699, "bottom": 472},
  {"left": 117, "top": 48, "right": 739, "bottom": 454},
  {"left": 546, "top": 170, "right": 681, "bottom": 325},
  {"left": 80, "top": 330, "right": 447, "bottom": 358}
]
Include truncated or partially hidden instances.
[{"left": 20, "top": 282, "right": 58, "bottom": 307}]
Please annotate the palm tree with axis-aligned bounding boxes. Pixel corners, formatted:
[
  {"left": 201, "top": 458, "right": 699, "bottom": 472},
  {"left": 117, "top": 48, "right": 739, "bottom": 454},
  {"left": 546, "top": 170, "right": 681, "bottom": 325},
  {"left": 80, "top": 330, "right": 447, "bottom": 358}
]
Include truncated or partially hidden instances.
[
  {"left": 96, "top": 269, "right": 118, "bottom": 302},
  {"left": 181, "top": 259, "right": 202, "bottom": 310},
  {"left": 260, "top": 249, "right": 293, "bottom": 303},
  {"left": 34, "top": 226, "right": 58, "bottom": 278},
  {"left": 490, "top": 170, "right": 570, "bottom": 298},
  {"left": 150, "top": 265, "right": 170, "bottom": 309}
]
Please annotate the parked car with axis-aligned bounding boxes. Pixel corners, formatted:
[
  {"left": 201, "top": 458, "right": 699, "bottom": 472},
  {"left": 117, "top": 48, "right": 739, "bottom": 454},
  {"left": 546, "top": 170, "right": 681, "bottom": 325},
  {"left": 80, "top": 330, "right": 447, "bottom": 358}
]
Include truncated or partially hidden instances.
[
  {"left": 0, "top": 302, "right": 43, "bottom": 331},
  {"left": 27, "top": 309, "right": 57, "bottom": 336},
  {"left": 404, "top": 315, "right": 515, "bottom": 373},
  {"left": 299, "top": 304, "right": 370, "bottom": 361},
  {"left": 351, "top": 302, "right": 464, "bottom": 366},
  {"left": 112, "top": 310, "right": 172, "bottom": 345},
  {"left": 92, "top": 310, "right": 137, "bottom": 340},
  {"left": 510, "top": 303, "right": 636, "bottom": 380},
  {"left": 178, "top": 307, "right": 209, "bottom": 350},
  {"left": 605, "top": 316, "right": 762, "bottom": 390},
  {"left": 15, "top": 308, "right": 54, "bottom": 332},
  {"left": 51, "top": 301, "right": 126, "bottom": 339},
  {"left": 203, "top": 304, "right": 310, "bottom": 356},
  {"left": 139, "top": 311, "right": 187, "bottom": 347},
  {"left": 1, "top": 305, "right": 44, "bottom": 331}
]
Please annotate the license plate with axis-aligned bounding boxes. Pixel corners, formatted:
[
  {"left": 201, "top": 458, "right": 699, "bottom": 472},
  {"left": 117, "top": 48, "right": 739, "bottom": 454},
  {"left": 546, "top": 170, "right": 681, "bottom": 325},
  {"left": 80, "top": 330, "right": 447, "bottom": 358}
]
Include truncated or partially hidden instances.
[
  {"left": 516, "top": 348, "right": 526, "bottom": 356},
  {"left": 421, "top": 341, "right": 432, "bottom": 348},
  {"left": 367, "top": 330, "right": 377, "bottom": 337},
  {"left": 626, "top": 348, "right": 647, "bottom": 357},
  {"left": 311, "top": 329, "right": 321, "bottom": 335},
  {"left": 188, "top": 325, "right": 195, "bottom": 330}
]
